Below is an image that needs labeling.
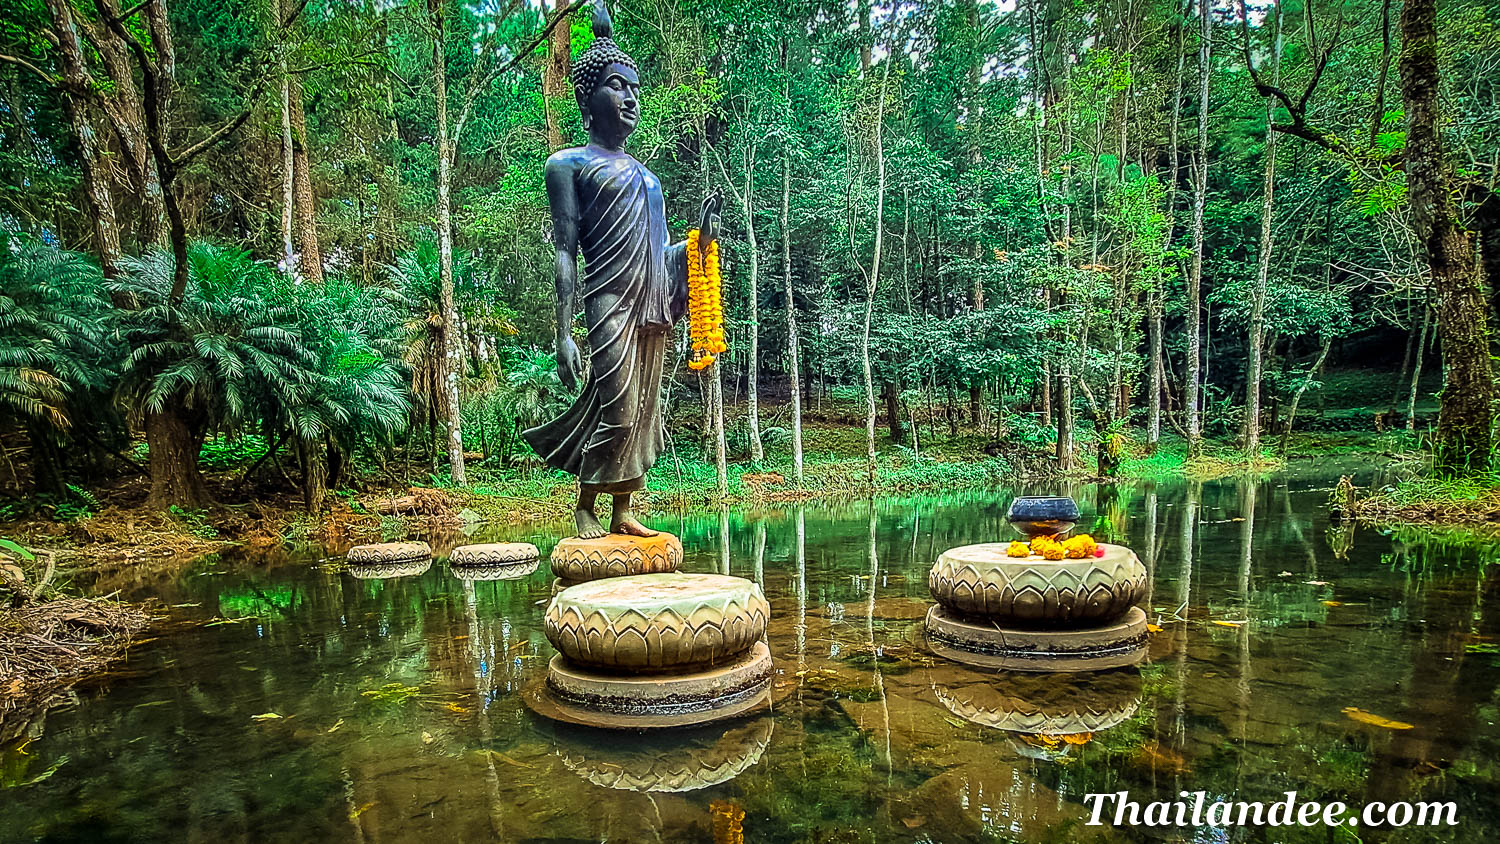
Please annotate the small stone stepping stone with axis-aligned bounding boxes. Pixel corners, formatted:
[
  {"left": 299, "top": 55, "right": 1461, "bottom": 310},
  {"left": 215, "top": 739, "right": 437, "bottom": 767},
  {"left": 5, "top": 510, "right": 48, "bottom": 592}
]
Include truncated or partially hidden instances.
[
  {"left": 449, "top": 542, "right": 539, "bottom": 567},
  {"left": 347, "top": 541, "right": 432, "bottom": 565}
]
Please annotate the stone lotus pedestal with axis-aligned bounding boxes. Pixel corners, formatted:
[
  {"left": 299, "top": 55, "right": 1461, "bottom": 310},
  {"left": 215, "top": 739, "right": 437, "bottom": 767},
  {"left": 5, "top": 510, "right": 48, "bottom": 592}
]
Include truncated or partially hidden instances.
[
  {"left": 529, "top": 572, "right": 772, "bottom": 728},
  {"left": 550, "top": 532, "right": 681, "bottom": 583},
  {"left": 925, "top": 542, "right": 1148, "bottom": 671}
]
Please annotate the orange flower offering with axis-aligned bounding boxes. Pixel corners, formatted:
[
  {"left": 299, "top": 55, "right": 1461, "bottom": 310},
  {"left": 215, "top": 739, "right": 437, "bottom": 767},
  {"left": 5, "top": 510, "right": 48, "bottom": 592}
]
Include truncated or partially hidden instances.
[
  {"left": 686, "top": 229, "right": 725, "bottom": 370},
  {"left": 1006, "top": 541, "right": 1030, "bottom": 558},
  {"left": 1063, "top": 534, "right": 1098, "bottom": 559}
]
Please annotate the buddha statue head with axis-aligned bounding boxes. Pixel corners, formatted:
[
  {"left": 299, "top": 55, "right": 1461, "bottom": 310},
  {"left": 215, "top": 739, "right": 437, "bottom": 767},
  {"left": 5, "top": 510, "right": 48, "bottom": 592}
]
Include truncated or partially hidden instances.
[{"left": 572, "top": 2, "right": 640, "bottom": 143}]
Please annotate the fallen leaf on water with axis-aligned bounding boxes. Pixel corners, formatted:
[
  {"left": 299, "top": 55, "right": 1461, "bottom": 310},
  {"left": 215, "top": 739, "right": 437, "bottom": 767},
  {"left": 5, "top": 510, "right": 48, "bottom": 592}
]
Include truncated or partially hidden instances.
[
  {"left": 490, "top": 750, "right": 534, "bottom": 769},
  {"left": 1322, "top": 600, "right": 1344, "bottom": 607},
  {"left": 1212, "top": 620, "right": 1245, "bottom": 628},
  {"left": 1147, "top": 623, "right": 1164, "bottom": 633},
  {"left": 326, "top": 719, "right": 344, "bottom": 734},
  {"left": 452, "top": 635, "right": 469, "bottom": 641},
  {"left": 943, "top": 717, "right": 967, "bottom": 729},
  {"left": 349, "top": 802, "right": 376, "bottom": 820},
  {"left": 1277, "top": 571, "right": 1293, "bottom": 577},
  {"left": 1342, "top": 707, "right": 1414, "bottom": 730},
  {"left": 444, "top": 702, "right": 470, "bottom": 714},
  {"left": 1305, "top": 580, "right": 1331, "bottom": 586},
  {"left": 901, "top": 816, "right": 925, "bottom": 829},
  {"left": 421, "top": 731, "right": 435, "bottom": 745},
  {"left": 1062, "top": 732, "right": 1094, "bottom": 745},
  {"left": 251, "top": 712, "right": 283, "bottom": 722}
]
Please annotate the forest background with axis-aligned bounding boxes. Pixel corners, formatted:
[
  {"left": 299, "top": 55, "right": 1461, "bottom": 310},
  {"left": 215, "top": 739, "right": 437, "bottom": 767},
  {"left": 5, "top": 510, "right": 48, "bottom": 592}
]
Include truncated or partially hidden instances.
[{"left": 0, "top": 0, "right": 1497, "bottom": 530}]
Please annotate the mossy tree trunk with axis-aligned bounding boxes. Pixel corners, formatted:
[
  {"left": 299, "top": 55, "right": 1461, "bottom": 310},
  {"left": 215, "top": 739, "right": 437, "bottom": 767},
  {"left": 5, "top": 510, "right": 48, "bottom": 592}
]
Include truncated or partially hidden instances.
[
  {"left": 1400, "top": 0, "right": 1495, "bottom": 475},
  {"left": 145, "top": 405, "right": 211, "bottom": 510}
]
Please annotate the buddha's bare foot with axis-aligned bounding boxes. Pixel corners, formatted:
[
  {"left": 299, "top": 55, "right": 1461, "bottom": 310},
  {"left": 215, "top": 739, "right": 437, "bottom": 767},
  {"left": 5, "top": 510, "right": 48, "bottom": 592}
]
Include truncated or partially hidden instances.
[
  {"left": 575, "top": 509, "right": 607, "bottom": 539},
  {"left": 611, "top": 511, "right": 659, "bottom": 537}
]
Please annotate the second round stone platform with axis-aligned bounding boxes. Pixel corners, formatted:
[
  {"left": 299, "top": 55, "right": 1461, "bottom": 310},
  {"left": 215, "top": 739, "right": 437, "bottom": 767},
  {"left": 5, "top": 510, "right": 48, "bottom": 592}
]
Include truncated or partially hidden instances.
[{"left": 535, "top": 571, "right": 772, "bottom": 728}]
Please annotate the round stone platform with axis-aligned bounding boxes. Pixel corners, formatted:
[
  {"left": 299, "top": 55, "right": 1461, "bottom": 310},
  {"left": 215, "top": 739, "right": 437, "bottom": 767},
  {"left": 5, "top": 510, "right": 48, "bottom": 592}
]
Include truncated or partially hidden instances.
[
  {"left": 550, "top": 532, "right": 681, "bottom": 582},
  {"left": 544, "top": 573, "right": 769, "bottom": 671},
  {"left": 929, "top": 542, "right": 1147, "bottom": 626},
  {"left": 529, "top": 641, "right": 773, "bottom": 729},
  {"left": 925, "top": 605, "right": 1149, "bottom": 671},
  {"left": 930, "top": 665, "right": 1142, "bottom": 735},
  {"left": 449, "top": 542, "right": 538, "bottom": 567},
  {"left": 347, "top": 540, "right": 432, "bottom": 565}
]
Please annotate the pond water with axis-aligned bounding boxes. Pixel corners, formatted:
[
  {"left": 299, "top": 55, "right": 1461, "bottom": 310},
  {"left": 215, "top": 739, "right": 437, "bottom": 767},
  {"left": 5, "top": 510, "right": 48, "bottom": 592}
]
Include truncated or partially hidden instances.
[{"left": 4, "top": 462, "right": 1500, "bottom": 843}]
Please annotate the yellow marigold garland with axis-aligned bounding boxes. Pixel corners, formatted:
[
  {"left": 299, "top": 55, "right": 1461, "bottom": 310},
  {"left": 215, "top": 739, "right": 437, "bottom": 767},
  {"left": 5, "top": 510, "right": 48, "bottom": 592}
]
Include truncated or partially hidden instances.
[{"left": 686, "top": 229, "right": 726, "bottom": 370}]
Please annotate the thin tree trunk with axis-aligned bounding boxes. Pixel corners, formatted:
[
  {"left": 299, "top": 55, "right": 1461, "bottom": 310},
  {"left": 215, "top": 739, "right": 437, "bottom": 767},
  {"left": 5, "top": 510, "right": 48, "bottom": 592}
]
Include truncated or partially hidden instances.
[
  {"left": 1186, "top": 0, "right": 1210, "bottom": 458},
  {"left": 279, "top": 29, "right": 296, "bottom": 270},
  {"left": 1406, "top": 302, "right": 1432, "bottom": 431},
  {"left": 1400, "top": 0, "right": 1495, "bottom": 474},
  {"left": 1153, "top": 4, "right": 1185, "bottom": 446},
  {"left": 432, "top": 0, "right": 466, "bottom": 486},
  {"left": 1244, "top": 1, "right": 1280, "bottom": 459},
  {"left": 861, "top": 62, "right": 891, "bottom": 486},
  {"left": 744, "top": 149, "right": 763, "bottom": 462},
  {"left": 781, "top": 47, "right": 804, "bottom": 485},
  {"left": 1279, "top": 336, "right": 1331, "bottom": 454},
  {"left": 289, "top": 77, "right": 323, "bottom": 282}
]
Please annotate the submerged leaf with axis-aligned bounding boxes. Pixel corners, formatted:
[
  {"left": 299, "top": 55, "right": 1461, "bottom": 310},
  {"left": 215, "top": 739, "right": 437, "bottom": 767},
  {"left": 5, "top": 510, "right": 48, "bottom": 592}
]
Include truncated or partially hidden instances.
[
  {"left": 251, "top": 712, "right": 283, "bottom": 722},
  {"left": 1342, "top": 707, "right": 1414, "bottom": 730}
]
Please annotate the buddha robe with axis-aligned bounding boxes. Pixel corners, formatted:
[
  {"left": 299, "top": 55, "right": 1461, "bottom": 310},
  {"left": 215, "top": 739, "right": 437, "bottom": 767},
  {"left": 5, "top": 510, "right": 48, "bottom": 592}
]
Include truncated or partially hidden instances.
[{"left": 523, "top": 151, "right": 688, "bottom": 492}]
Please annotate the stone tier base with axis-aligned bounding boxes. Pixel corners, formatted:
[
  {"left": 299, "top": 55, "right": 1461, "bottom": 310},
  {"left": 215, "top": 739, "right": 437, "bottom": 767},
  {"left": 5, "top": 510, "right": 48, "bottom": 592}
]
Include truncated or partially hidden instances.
[
  {"left": 925, "top": 605, "right": 1148, "bottom": 672},
  {"left": 528, "top": 641, "right": 772, "bottom": 729},
  {"left": 550, "top": 532, "right": 681, "bottom": 582}
]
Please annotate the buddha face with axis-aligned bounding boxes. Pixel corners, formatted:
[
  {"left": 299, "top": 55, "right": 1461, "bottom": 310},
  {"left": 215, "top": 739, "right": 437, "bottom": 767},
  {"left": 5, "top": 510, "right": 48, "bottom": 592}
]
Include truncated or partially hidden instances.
[{"left": 585, "top": 62, "right": 640, "bottom": 139}]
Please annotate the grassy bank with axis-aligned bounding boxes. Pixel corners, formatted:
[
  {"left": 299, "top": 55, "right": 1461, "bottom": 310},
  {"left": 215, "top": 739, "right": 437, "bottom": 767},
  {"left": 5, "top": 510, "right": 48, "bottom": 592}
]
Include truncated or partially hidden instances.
[{"left": 1343, "top": 472, "right": 1500, "bottom": 526}]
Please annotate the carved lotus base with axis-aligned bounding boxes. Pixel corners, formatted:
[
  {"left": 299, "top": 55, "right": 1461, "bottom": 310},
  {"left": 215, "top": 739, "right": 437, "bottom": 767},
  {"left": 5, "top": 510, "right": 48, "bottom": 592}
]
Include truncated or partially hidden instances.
[
  {"left": 551, "top": 716, "right": 773, "bottom": 791},
  {"left": 544, "top": 573, "right": 769, "bottom": 671},
  {"left": 550, "top": 532, "right": 681, "bottom": 582},
  {"left": 926, "top": 605, "right": 1148, "bottom": 671},
  {"left": 928, "top": 542, "right": 1147, "bottom": 626},
  {"left": 346, "top": 558, "right": 432, "bottom": 580},
  {"left": 347, "top": 541, "right": 432, "bottom": 565},
  {"left": 529, "top": 641, "right": 773, "bottom": 729},
  {"left": 449, "top": 542, "right": 538, "bottom": 566}
]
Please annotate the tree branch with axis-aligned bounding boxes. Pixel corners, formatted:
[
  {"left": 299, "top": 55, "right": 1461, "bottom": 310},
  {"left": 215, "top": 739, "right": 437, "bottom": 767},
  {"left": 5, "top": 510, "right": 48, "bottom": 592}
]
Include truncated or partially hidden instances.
[
  {"left": 171, "top": 107, "right": 254, "bottom": 164},
  {"left": 0, "top": 53, "right": 60, "bottom": 87}
]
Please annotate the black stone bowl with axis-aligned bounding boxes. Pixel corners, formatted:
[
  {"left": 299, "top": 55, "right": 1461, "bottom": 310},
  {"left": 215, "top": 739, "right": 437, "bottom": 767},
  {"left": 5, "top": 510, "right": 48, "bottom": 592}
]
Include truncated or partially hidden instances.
[{"left": 1006, "top": 496, "right": 1081, "bottom": 538}]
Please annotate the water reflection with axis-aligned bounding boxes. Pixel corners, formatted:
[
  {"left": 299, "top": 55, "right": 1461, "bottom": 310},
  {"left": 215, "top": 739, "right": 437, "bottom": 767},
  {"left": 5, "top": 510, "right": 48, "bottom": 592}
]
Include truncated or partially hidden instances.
[{"left": 4, "top": 467, "right": 1500, "bottom": 842}]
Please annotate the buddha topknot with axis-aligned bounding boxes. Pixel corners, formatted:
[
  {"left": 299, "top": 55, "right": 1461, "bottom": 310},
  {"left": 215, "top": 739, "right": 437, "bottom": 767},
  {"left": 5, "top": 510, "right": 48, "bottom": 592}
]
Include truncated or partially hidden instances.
[{"left": 572, "top": 2, "right": 639, "bottom": 112}]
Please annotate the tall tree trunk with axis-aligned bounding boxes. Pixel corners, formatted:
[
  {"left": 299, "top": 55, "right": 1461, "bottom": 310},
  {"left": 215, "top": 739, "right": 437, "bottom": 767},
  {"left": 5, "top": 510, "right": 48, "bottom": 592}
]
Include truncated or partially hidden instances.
[
  {"left": 1400, "top": 0, "right": 1495, "bottom": 475},
  {"left": 780, "top": 50, "right": 804, "bottom": 485},
  {"left": 432, "top": 0, "right": 466, "bottom": 486},
  {"left": 861, "top": 63, "right": 890, "bottom": 486},
  {"left": 299, "top": 436, "right": 328, "bottom": 512},
  {"left": 278, "top": 12, "right": 296, "bottom": 271},
  {"left": 1185, "top": 0, "right": 1210, "bottom": 458},
  {"left": 45, "top": 0, "right": 122, "bottom": 277},
  {"left": 289, "top": 78, "right": 323, "bottom": 282},
  {"left": 743, "top": 148, "right": 763, "bottom": 463},
  {"left": 1153, "top": 4, "right": 1186, "bottom": 446},
  {"left": 1244, "top": 1, "right": 1280, "bottom": 459},
  {"left": 543, "top": 0, "right": 572, "bottom": 150}
]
